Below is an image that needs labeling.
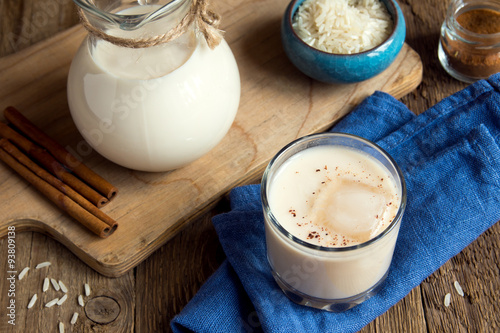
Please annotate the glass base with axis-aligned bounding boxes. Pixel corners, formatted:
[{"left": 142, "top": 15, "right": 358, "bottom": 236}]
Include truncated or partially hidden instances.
[{"left": 272, "top": 270, "right": 389, "bottom": 312}]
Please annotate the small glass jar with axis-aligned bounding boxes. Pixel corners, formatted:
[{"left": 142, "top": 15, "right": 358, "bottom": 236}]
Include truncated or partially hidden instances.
[{"left": 438, "top": 0, "right": 500, "bottom": 83}]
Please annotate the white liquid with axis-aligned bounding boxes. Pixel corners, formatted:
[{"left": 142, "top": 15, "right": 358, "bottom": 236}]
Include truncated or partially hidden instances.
[
  {"left": 67, "top": 6, "right": 240, "bottom": 172},
  {"left": 265, "top": 145, "right": 402, "bottom": 299},
  {"left": 270, "top": 145, "right": 400, "bottom": 246}
]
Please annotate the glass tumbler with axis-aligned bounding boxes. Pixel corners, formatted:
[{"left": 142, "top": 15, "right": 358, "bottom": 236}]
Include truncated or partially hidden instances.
[{"left": 261, "top": 133, "right": 407, "bottom": 312}]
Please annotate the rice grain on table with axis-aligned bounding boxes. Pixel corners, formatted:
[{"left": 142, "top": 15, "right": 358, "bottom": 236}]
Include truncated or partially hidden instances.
[
  {"left": 78, "top": 295, "right": 84, "bottom": 307},
  {"left": 45, "top": 298, "right": 59, "bottom": 308},
  {"left": 444, "top": 293, "right": 451, "bottom": 307},
  {"left": 51, "top": 278, "right": 60, "bottom": 291},
  {"left": 57, "top": 294, "right": 68, "bottom": 306},
  {"left": 35, "top": 261, "right": 51, "bottom": 269},
  {"left": 70, "top": 312, "right": 79, "bottom": 325},
  {"left": 18, "top": 267, "right": 30, "bottom": 280},
  {"left": 292, "top": 0, "right": 393, "bottom": 54},
  {"left": 42, "top": 278, "right": 50, "bottom": 292},
  {"left": 84, "top": 283, "right": 90, "bottom": 297},
  {"left": 59, "top": 322, "right": 65, "bottom": 333},
  {"left": 454, "top": 280, "right": 464, "bottom": 296},
  {"left": 59, "top": 280, "right": 68, "bottom": 293},
  {"left": 27, "top": 294, "right": 37, "bottom": 309}
]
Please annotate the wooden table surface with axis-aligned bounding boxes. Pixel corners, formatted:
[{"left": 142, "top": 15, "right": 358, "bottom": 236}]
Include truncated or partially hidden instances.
[{"left": 0, "top": 0, "right": 499, "bottom": 332}]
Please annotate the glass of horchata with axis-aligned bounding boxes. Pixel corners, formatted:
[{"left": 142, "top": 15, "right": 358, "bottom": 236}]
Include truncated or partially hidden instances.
[{"left": 261, "top": 133, "right": 406, "bottom": 312}]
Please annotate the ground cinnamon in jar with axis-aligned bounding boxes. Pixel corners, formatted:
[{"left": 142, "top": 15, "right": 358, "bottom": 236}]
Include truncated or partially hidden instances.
[
  {"left": 438, "top": 1, "right": 500, "bottom": 83},
  {"left": 456, "top": 9, "right": 500, "bottom": 34}
]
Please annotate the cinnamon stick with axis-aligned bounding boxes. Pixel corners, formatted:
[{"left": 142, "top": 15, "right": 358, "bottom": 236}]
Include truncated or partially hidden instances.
[
  {"left": 4, "top": 106, "right": 118, "bottom": 200},
  {"left": 0, "top": 139, "right": 117, "bottom": 231},
  {"left": 0, "top": 121, "right": 108, "bottom": 207},
  {"left": 0, "top": 145, "right": 114, "bottom": 238}
]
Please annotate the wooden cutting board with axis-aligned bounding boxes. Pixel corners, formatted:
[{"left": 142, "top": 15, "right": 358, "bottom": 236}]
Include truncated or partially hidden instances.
[{"left": 0, "top": 0, "right": 422, "bottom": 277}]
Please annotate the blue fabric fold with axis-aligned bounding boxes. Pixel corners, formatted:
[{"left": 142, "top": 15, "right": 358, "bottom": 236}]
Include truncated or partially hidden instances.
[{"left": 171, "top": 74, "right": 500, "bottom": 333}]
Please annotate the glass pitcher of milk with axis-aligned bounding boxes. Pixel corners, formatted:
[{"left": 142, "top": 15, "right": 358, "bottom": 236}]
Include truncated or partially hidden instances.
[{"left": 67, "top": 0, "right": 240, "bottom": 172}]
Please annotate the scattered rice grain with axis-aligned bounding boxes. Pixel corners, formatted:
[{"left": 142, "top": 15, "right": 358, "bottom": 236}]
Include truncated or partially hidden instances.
[
  {"left": 45, "top": 298, "right": 59, "bottom": 308},
  {"left": 18, "top": 267, "right": 30, "bottom": 280},
  {"left": 84, "top": 283, "right": 90, "bottom": 297},
  {"left": 59, "top": 280, "right": 68, "bottom": 293},
  {"left": 292, "top": 0, "right": 393, "bottom": 54},
  {"left": 78, "top": 295, "right": 84, "bottom": 307},
  {"left": 27, "top": 294, "right": 37, "bottom": 309},
  {"left": 51, "top": 278, "right": 60, "bottom": 291},
  {"left": 444, "top": 293, "right": 451, "bottom": 307},
  {"left": 42, "top": 278, "right": 50, "bottom": 292},
  {"left": 70, "top": 312, "right": 79, "bottom": 325},
  {"left": 59, "top": 321, "right": 65, "bottom": 333},
  {"left": 454, "top": 280, "right": 464, "bottom": 296},
  {"left": 35, "top": 262, "right": 51, "bottom": 269},
  {"left": 57, "top": 294, "right": 68, "bottom": 306}
]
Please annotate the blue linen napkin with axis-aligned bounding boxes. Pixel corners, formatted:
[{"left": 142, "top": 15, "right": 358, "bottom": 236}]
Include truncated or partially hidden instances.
[{"left": 171, "top": 74, "right": 500, "bottom": 333}]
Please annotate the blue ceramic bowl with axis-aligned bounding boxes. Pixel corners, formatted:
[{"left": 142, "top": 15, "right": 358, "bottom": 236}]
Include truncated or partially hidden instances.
[{"left": 281, "top": 0, "right": 406, "bottom": 84}]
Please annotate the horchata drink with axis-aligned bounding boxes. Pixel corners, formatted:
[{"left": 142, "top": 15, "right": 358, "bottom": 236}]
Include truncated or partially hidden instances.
[{"left": 261, "top": 133, "right": 406, "bottom": 311}]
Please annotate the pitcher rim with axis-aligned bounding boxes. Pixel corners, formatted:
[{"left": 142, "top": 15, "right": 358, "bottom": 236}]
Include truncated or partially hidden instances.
[{"left": 73, "top": 0, "right": 189, "bottom": 27}]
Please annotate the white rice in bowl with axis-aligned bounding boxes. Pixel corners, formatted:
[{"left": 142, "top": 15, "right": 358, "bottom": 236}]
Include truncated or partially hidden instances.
[{"left": 292, "top": 0, "right": 394, "bottom": 54}]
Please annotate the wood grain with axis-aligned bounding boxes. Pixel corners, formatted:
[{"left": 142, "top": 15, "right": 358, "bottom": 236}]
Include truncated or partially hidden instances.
[
  {"left": 1, "top": 0, "right": 499, "bottom": 332},
  {"left": 398, "top": 0, "right": 500, "bottom": 331},
  {"left": 0, "top": 0, "right": 422, "bottom": 277}
]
